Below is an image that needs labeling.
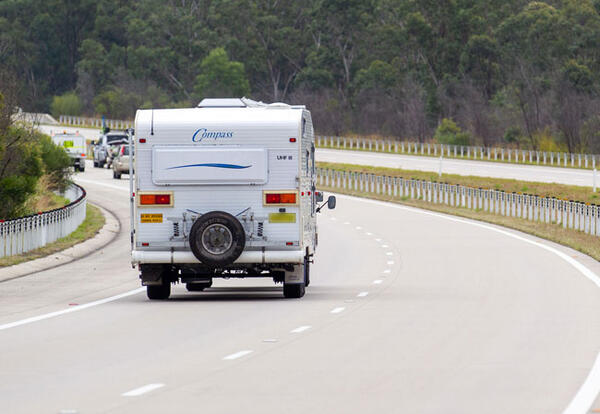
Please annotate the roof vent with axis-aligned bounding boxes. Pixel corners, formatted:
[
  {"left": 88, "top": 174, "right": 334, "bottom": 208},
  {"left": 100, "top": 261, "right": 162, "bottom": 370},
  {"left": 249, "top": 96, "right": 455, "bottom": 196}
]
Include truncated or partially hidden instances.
[{"left": 197, "top": 98, "right": 246, "bottom": 108}]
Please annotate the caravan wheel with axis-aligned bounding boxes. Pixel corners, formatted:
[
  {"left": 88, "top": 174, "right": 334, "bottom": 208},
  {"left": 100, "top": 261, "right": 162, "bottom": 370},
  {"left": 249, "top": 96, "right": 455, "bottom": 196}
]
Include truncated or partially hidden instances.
[
  {"left": 283, "top": 282, "right": 305, "bottom": 299},
  {"left": 189, "top": 211, "right": 245, "bottom": 267}
]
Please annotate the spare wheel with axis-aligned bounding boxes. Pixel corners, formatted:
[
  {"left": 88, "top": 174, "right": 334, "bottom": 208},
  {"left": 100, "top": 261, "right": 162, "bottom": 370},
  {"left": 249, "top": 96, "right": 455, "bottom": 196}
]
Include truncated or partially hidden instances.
[{"left": 189, "top": 211, "right": 246, "bottom": 266}]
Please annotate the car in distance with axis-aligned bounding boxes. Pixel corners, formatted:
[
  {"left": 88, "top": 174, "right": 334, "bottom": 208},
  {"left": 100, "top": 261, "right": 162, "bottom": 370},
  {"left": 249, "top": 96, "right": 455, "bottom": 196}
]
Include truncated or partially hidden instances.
[
  {"left": 112, "top": 144, "right": 134, "bottom": 179},
  {"left": 92, "top": 131, "right": 129, "bottom": 168}
]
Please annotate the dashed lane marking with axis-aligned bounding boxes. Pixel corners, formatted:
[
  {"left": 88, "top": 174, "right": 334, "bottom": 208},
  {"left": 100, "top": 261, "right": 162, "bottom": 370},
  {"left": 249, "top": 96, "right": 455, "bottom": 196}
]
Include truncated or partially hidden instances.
[
  {"left": 290, "top": 325, "right": 311, "bottom": 333},
  {"left": 122, "top": 383, "right": 165, "bottom": 397},
  {"left": 331, "top": 307, "right": 346, "bottom": 314},
  {"left": 357, "top": 292, "right": 369, "bottom": 298},
  {"left": 223, "top": 350, "right": 253, "bottom": 360}
]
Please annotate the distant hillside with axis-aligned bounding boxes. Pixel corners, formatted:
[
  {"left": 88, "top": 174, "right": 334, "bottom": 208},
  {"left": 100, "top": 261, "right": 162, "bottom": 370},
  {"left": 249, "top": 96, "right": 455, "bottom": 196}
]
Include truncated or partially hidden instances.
[{"left": 1, "top": 0, "right": 599, "bottom": 152}]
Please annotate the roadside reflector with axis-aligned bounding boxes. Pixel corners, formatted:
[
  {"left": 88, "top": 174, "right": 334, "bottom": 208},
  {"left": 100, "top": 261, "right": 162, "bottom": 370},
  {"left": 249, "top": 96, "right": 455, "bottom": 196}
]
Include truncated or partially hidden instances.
[{"left": 269, "top": 213, "right": 296, "bottom": 223}]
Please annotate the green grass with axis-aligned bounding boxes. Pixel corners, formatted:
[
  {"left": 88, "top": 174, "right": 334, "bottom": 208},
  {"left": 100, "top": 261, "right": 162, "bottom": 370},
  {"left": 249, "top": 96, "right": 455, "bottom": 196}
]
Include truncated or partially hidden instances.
[
  {"left": 317, "top": 162, "right": 600, "bottom": 261},
  {"left": 0, "top": 203, "right": 105, "bottom": 267}
]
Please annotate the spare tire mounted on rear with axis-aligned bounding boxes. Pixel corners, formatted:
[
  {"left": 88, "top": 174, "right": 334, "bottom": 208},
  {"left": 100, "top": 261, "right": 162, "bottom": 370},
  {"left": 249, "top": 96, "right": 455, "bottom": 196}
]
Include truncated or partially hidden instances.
[{"left": 189, "top": 211, "right": 246, "bottom": 266}]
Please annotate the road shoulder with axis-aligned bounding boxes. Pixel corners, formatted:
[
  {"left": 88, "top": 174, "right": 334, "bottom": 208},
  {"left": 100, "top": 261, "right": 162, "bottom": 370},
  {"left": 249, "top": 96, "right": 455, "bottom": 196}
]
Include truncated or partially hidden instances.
[{"left": 0, "top": 203, "right": 120, "bottom": 283}]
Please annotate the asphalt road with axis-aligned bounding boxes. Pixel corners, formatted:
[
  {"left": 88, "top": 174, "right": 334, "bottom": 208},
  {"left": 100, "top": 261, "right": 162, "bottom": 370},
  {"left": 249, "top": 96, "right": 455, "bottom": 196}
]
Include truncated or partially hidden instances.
[
  {"left": 39, "top": 124, "right": 596, "bottom": 187},
  {"left": 2, "top": 161, "right": 600, "bottom": 413},
  {"left": 316, "top": 148, "right": 597, "bottom": 188}
]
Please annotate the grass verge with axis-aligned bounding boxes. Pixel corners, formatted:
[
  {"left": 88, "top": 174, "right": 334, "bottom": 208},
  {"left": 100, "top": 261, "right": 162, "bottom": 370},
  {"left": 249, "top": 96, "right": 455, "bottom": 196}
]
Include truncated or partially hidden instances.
[
  {"left": 0, "top": 203, "right": 105, "bottom": 267},
  {"left": 317, "top": 163, "right": 600, "bottom": 261}
]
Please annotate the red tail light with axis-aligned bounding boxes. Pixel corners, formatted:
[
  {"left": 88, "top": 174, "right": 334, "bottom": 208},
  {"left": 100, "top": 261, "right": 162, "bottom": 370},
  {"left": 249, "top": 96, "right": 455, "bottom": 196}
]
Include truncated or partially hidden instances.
[
  {"left": 139, "top": 193, "right": 172, "bottom": 206},
  {"left": 264, "top": 192, "right": 297, "bottom": 205}
]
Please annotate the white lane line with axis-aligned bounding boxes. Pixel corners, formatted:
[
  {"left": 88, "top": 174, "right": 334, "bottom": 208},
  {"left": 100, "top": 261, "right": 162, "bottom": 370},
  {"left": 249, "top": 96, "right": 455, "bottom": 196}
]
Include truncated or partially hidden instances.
[
  {"left": 344, "top": 221, "right": 351, "bottom": 225},
  {"left": 0, "top": 288, "right": 145, "bottom": 331},
  {"left": 355, "top": 226, "right": 363, "bottom": 230},
  {"left": 381, "top": 244, "right": 389, "bottom": 248},
  {"left": 375, "top": 238, "right": 382, "bottom": 242},
  {"left": 331, "top": 307, "right": 346, "bottom": 314},
  {"left": 564, "top": 352, "right": 600, "bottom": 414},
  {"left": 262, "top": 339, "right": 278, "bottom": 343},
  {"left": 290, "top": 325, "right": 311, "bottom": 333},
  {"left": 223, "top": 350, "right": 253, "bottom": 360},
  {"left": 122, "top": 383, "right": 165, "bottom": 397},
  {"left": 335, "top": 194, "right": 600, "bottom": 414},
  {"left": 387, "top": 261, "right": 395, "bottom": 265},
  {"left": 373, "top": 280, "right": 383, "bottom": 285},
  {"left": 383, "top": 269, "right": 391, "bottom": 274},
  {"left": 357, "top": 292, "right": 369, "bottom": 297},
  {"left": 366, "top": 232, "right": 373, "bottom": 236},
  {"left": 386, "top": 252, "right": 394, "bottom": 256}
]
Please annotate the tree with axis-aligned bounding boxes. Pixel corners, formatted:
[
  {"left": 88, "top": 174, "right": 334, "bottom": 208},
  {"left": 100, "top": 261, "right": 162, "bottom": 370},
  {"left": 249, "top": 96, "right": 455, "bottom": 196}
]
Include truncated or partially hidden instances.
[
  {"left": 50, "top": 91, "right": 82, "bottom": 117},
  {"left": 194, "top": 48, "right": 250, "bottom": 98}
]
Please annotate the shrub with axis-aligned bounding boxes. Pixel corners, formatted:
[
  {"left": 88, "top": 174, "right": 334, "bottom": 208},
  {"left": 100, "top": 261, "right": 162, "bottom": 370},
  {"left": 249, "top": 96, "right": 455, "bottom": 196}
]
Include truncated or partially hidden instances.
[
  {"left": 434, "top": 118, "right": 471, "bottom": 146},
  {"left": 50, "top": 92, "right": 82, "bottom": 117}
]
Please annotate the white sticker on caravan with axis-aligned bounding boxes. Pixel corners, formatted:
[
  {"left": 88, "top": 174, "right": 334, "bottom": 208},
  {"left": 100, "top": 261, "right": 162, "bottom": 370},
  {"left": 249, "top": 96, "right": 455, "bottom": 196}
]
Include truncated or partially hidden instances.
[{"left": 152, "top": 146, "right": 268, "bottom": 185}]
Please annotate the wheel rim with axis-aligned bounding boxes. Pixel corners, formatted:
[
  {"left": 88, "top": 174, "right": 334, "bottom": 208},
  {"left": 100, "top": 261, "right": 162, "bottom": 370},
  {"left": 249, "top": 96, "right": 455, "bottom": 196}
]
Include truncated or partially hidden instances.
[{"left": 201, "top": 224, "right": 233, "bottom": 255}]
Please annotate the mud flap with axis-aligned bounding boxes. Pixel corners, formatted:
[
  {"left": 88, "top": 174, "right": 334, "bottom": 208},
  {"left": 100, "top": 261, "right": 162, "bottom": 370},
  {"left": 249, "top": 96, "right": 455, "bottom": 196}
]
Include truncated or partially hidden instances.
[
  {"left": 140, "top": 264, "right": 164, "bottom": 286},
  {"left": 284, "top": 264, "right": 304, "bottom": 284}
]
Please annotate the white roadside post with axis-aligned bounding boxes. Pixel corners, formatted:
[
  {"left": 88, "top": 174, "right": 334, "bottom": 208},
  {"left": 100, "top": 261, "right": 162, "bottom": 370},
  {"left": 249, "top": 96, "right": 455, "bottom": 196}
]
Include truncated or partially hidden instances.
[
  {"left": 594, "top": 168, "right": 597, "bottom": 193},
  {"left": 439, "top": 154, "right": 443, "bottom": 178}
]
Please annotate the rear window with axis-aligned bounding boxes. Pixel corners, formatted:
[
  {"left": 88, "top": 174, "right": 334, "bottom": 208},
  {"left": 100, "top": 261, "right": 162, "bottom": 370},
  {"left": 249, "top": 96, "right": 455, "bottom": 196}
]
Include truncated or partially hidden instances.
[
  {"left": 122, "top": 146, "right": 133, "bottom": 156},
  {"left": 107, "top": 135, "right": 128, "bottom": 144}
]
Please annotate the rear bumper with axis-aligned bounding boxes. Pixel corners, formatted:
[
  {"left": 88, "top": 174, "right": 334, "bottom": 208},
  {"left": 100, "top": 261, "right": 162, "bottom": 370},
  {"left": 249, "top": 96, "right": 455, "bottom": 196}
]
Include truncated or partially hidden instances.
[{"left": 131, "top": 249, "right": 304, "bottom": 265}]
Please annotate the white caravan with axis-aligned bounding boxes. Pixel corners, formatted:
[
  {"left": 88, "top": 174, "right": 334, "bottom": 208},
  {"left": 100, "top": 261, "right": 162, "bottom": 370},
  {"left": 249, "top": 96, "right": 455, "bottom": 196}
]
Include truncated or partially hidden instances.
[{"left": 130, "top": 98, "right": 335, "bottom": 299}]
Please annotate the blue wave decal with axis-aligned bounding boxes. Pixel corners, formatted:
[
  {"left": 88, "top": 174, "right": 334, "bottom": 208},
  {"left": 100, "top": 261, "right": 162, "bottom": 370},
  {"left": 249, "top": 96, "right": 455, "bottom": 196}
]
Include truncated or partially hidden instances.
[{"left": 166, "top": 163, "right": 251, "bottom": 170}]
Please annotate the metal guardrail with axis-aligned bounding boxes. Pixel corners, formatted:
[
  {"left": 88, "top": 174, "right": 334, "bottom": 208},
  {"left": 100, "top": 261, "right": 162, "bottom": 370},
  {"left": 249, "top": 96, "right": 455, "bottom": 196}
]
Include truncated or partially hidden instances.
[
  {"left": 317, "top": 168, "right": 600, "bottom": 237},
  {"left": 59, "top": 115, "right": 133, "bottom": 130},
  {"left": 0, "top": 184, "right": 87, "bottom": 258},
  {"left": 316, "top": 136, "right": 600, "bottom": 170}
]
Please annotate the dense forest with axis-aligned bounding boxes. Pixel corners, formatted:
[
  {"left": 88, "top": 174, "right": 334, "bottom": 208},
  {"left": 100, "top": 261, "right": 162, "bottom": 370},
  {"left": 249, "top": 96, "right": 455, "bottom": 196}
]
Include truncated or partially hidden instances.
[{"left": 2, "top": 0, "right": 600, "bottom": 152}]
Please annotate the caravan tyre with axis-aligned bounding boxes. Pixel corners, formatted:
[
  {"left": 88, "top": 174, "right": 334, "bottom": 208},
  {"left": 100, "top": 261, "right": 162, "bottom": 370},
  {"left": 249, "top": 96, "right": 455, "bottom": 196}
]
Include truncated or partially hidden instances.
[
  {"left": 283, "top": 282, "right": 305, "bottom": 299},
  {"left": 189, "top": 211, "right": 245, "bottom": 266},
  {"left": 147, "top": 282, "right": 170, "bottom": 300}
]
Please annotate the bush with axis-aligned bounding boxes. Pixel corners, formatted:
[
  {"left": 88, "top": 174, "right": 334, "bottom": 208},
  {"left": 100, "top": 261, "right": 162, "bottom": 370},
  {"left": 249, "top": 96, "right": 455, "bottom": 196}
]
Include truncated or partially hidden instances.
[
  {"left": 535, "top": 129, "right": 567, "bottom": 152},
  {"left": 38, "top": 133, "right": 71, "bottom": 191},
  {"left": 93, "top": 88, "right": 140, "bottom": 119},
  {"left": 0, "top": 127, "right": 71, "bottom": 219},
  {"left": 50, "top": 92, "right": 82, "bottom": 117},
  {"left": 434, "top": 118, "right": 471, "bottom": 146}
]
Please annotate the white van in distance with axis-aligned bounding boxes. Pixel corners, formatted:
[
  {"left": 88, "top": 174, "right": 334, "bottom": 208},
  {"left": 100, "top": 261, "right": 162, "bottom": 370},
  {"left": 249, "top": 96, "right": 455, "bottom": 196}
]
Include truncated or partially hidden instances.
[
  {"left": 51, "top": 131, "right": 86, "bottom": 172},
  {"left": 130, "top": 98, "right": 335, "bottom": 299}
]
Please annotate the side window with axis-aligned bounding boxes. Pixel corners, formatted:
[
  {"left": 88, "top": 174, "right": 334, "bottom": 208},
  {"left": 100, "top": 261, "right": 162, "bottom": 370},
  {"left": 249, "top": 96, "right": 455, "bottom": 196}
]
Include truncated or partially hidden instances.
[
  {"left": 305, "top": 150, "right": 310, "bottom": 174},
  {"left": 310, "top": 143, "right": 315, "bottom": 175}
]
